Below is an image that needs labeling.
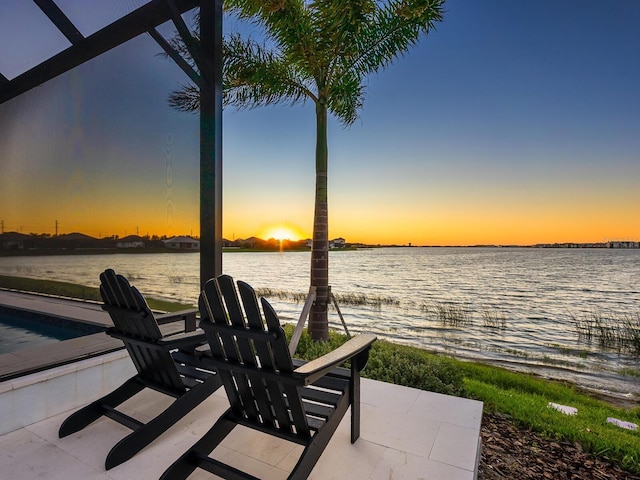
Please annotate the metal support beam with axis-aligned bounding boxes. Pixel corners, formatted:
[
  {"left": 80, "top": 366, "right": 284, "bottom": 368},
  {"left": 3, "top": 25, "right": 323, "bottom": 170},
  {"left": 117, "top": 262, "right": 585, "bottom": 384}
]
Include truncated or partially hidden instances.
[
  {"left": 33, "top": 0, "right": 84, "bottom": 45},
  {"left": 289, "top": 287, "right": 316, "bottom": 356},
  {"left": 164, "top": 0, "right": 203, "bottom": 71},
  {"left": 147, "top": 27, "right": 202, "bottom": 87},
  {"left": 0, "top": 0, "right": 199, "bottom": 104},
  {"left": 199, "top": 0, "right": 223, "bottom": 287}
]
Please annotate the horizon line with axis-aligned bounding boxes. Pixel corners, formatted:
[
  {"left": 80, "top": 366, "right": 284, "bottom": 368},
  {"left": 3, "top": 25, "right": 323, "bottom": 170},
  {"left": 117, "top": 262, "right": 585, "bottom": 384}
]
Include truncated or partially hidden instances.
[{"left": 1, "top": 231, "right": 639, "bottom": 249}]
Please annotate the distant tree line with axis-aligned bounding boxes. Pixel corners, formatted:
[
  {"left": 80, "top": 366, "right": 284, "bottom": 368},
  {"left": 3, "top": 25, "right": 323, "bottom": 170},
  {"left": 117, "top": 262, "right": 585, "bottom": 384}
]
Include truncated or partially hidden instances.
[
  {"left": 0, "top": 232, "right": 168, "bottom": 252},
  {"left": 0, "top": 231, "right": 354, "bottom": 254}
]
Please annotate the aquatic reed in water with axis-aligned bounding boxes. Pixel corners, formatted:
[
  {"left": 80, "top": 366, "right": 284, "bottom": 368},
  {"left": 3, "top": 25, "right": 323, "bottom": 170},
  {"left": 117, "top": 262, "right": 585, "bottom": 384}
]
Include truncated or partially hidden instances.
[
  {"left": 419, "top": 301, "right": 473, "bottom": 327},
  {"left": 255, "top": 288, "right": 308, "bottom": 303},
  {"left": 481, "top": 308, "right": 507, "bottom": 329},
  {"left": 252, "top": 287, "right": 640, "bottom": 355},
  {"left": 571, "top": 309, "right": 640, "bottom": 354},
  {"left": 254, "top": 288, "right": 399, "bottom": 308},
  {"left": 334, "top": 292, "right": 400, "bottom": 308},
  {"left": 622, "top": 313, "right": 640, "bottom": 354}
]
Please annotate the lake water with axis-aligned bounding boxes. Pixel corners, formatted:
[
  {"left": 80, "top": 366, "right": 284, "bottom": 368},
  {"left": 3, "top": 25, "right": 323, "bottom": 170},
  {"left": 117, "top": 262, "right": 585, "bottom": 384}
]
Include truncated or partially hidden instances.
[{"left": 1, "top": 247, "right": 639, "bottom": 401}]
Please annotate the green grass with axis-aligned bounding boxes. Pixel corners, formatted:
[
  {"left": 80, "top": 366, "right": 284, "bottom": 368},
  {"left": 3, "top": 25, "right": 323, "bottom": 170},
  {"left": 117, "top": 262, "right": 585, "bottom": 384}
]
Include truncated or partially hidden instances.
[
  {"left": 1, "top": 275, "right": 639, "bottom": 474},
  {"left": 0, "top": 274, "right": 193, "bottom": 312},
  {"left": 460, "top": 363, "right": 640, "bottom": 472}
]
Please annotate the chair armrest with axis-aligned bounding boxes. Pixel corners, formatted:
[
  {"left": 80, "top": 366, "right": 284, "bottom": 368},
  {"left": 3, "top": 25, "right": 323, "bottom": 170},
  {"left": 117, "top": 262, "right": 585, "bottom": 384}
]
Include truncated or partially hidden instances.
[
  {"left": 106, "top": 327, "right": 207, "bottom": 351},
  {"left": 293, "top": 334, "right": 376, "bottom": 385},
  {"left": 155, "top": 308, "right": 199, "bottom": 332},
  {"left": 157, "top": 330, "right": 207, "bottom": 348}
]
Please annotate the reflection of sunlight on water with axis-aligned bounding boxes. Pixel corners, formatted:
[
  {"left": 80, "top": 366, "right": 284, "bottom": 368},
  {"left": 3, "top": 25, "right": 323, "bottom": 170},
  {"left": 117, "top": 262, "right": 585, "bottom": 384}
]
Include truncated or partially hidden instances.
[{"left": 1, "top": 248, "right": 639, "bottom": 398}]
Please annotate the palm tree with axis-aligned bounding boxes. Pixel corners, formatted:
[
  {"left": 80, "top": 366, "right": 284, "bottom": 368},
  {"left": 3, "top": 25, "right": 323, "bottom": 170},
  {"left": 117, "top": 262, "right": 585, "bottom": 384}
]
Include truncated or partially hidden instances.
[{"left": 169, "top": 0, "right": 445, "bottom": 341}]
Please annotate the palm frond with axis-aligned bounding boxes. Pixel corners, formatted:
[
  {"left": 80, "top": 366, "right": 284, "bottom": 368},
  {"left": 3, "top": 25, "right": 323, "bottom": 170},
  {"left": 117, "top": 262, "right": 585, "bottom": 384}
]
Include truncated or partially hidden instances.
[
  {"left": 226, "top": 2, "right": 311, "bottom": 53},
  {"left": 168, "top": 84, "right": 200, "bottom": 112},
  {"left": 348, "top": 0, "right": 445, "bottom": 77},
  {"left": 166, "top": 0, "right": 445, "bottom": 125},
  {"left": 223, "top": 34, "right": 314, "bottom": 109},
  {"left": 310, "top": 0, "right": 374, "bottom": 57},
  {"left": 326, "top": 71, "right": 364, "bottom": 127},
  {"left": 226, "top": 1, "right": 325, "bottom": 82}
]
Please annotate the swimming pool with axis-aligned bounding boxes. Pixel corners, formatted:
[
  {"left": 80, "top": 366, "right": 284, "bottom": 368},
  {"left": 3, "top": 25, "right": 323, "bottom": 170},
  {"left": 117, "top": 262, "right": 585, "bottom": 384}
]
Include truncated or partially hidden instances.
[{"left": 0, "top": 306, "right": 104, "bottom": 354}]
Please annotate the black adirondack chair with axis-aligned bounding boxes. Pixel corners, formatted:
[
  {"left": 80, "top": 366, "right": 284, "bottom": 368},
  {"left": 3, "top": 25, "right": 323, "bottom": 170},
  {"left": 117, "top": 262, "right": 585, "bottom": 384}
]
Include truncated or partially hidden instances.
[
  {"left": 161, "top": 275, "right": 376, "bottom": 480},
  {"left": 58, "top": 269, "right": 221, "bottom": 470}
]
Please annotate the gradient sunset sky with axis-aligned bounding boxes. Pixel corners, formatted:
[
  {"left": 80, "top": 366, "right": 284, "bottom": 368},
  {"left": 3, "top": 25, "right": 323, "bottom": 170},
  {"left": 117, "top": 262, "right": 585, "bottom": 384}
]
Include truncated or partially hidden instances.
[{"left": 1, "top": 0, "right": 638, "bottom": 246}]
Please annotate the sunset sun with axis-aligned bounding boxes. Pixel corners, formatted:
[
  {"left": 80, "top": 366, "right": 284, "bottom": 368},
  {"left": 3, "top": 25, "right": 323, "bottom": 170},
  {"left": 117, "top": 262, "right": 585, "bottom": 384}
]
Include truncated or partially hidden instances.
[{"left": 260, "top": 225, "right": 303, "bottom": 241}]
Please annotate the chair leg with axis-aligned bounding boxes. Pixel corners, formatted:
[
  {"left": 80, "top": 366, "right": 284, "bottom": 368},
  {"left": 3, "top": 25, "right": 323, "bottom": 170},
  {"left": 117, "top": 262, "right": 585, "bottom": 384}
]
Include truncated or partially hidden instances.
[
  {"left": 288, "top": 426, "right": 337, "bottom": 480},
  {"left": 58, "top": 376, "right": 144, "bottom": 438},
  {"left": 289, "top": 393, "right": 352, "bottom": 480},
  {"left": 105, "top": 374, "right": 221, "bottom": 470},
  {"left": 350, "top": 365, "right": 361, "bottom": 443},
  {"left": 160, "top": 413, "right": 236, "bottom": 480}
]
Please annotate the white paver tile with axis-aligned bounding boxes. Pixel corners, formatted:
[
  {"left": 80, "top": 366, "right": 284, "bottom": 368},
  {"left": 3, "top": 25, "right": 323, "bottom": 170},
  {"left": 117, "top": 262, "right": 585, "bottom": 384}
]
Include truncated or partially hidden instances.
[
  {"left": 370, "top": 447, "right": 476, "bottom": 480},
  {"left": 361, "top": 378, "right": 421, "bottom": 413},
  {"left": 411, "top": 390, "right": 483, "bottom": 430},
  {"left": 0, "top": 428, "right": 109, "bottom": 480},
  {"left": 307, "top": 429, "right": 387, "bottom": 480},
  {"left": 218, "top": 425, "right": 299, "bottom": 466},
  {"left": 360, "top": 403, "right": 441, "bottom": 457},
  {"left": 430, "top": 422, "right": 481, "bottom": 472}
]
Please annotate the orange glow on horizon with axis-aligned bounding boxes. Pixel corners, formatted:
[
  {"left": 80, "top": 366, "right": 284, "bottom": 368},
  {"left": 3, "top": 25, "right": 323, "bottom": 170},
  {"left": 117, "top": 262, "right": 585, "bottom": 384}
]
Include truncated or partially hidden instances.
[
  {"left": 4, "top": 188, "right": 638, "bottom": 246},
  {"left": 257, "top": 224, "right": 306, "bottom": 242},
  {"left": 4, "top": 213, "right": 637, "bottom": 247}
]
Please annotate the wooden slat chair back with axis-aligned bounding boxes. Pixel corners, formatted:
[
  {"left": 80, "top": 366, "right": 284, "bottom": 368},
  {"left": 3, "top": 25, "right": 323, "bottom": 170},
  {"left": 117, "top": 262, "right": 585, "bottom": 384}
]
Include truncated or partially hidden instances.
[
  {"left": 99, "top": 269, "right": 184, "bottom": 394},
  {"left": 59, "top": 269, "right": 221, "bottom": 470},
  {"left": 201, "top": 274, "right": 312, "bottom": 441},
  {"left": 161, "top": 275, "right": 376, "bottom": 480}
]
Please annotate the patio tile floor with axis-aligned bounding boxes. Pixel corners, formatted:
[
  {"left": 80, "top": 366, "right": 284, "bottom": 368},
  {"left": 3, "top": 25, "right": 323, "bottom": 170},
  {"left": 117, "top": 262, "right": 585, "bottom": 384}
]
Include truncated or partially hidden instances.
[{"left": 0, "top": 377, "right": 482, "bottom": 479}]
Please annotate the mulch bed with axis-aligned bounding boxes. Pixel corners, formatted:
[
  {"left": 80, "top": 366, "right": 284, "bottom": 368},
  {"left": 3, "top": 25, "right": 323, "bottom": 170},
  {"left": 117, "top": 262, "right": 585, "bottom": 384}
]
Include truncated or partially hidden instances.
[{"left": 478, "top": 412, "right": 640, "bottom": 480}]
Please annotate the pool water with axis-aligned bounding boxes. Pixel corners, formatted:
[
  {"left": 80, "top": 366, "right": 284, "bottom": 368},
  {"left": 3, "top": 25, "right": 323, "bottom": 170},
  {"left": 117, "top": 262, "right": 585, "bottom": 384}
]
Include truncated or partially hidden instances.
[{"left": 0, "top": 307, "right": 103, "bottom": 354}]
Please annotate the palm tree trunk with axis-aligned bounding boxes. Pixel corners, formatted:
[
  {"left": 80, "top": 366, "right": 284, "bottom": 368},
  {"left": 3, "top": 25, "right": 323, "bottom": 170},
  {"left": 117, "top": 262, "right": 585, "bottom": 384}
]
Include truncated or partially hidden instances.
[{"left": 309, "top": 100, "right": 329, "bottom": 341}]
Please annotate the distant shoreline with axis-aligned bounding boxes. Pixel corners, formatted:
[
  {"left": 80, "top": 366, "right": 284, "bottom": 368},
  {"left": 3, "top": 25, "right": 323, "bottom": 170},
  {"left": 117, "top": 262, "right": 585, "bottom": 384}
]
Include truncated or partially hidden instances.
[
  {"left": 0, "top": 246, "right": 364, "bottom": 257},
  {"left": 1, "top": 243, "right": 639, "bottom": 258},
  {"left": 2, "top": 230, "right": 637, "bottom": 255}
]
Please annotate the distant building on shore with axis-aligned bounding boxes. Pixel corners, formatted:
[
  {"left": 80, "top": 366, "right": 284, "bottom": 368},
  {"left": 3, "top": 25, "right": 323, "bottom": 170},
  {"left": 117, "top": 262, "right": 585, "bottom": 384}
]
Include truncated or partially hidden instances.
[
  {"left": 534, "top": 241, "right": 639, "bottom": 249},
  {"left": 163, "top": 236, "right": 200, "bottom": 250},
  {"left": 303, "top": 237, "right": 347, "bottom": 249},
  {"left": 607, "top": 241, "right": 640, "bottom": 249},
  {"left": 116, "top": 235, "right": 145, "bottom": 248},
  {"left": 330, "top": 237, "right": 346, "bottom": 248}
]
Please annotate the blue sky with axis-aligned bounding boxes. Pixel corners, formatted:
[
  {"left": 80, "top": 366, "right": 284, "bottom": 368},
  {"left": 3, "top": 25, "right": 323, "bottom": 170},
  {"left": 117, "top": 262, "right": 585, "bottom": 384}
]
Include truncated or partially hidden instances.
[{"left": 0, "top": 0, "right": 639, "bottom": 245}]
